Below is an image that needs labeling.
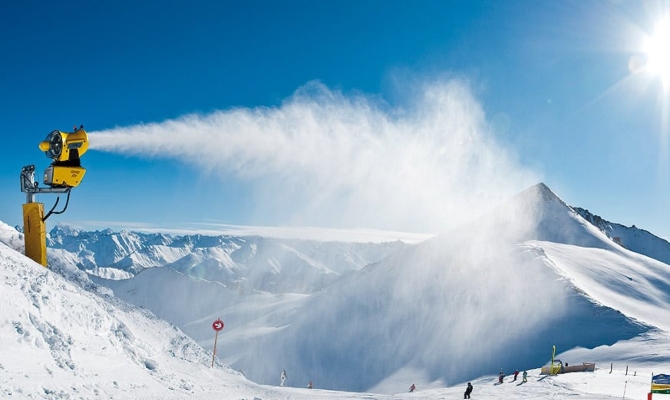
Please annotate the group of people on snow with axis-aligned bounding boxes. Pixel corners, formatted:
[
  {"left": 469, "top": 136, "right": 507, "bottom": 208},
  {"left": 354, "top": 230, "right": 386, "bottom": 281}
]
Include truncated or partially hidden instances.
[
  {"left": 279, "top": 369, "right": 314, "bottom": 389},
  {"left": 499, "top": 368, "right": 527, "bottom": 384},
  {"left": 277, "top": 367, "right": 528, "bottom": 396},
  {"left": 408, "top": 380, "right": 473, "bottom": 398}
]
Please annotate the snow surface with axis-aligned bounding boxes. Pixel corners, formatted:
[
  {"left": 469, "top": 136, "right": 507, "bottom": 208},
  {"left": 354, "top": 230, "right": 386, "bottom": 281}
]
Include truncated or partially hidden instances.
[{"left": 2, "top": 183, "right": 670, "bottom": 399}]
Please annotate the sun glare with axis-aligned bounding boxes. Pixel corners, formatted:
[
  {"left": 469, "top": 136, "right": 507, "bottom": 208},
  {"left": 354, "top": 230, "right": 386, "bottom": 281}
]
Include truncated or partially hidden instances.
[{"left": 643, "top": 18, "right": 670, "bottom": 89}]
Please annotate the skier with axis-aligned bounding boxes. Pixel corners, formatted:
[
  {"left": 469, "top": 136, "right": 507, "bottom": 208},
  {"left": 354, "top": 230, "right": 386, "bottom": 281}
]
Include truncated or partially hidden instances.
[
  {"left": 513, "top": 369, "right": 519, "bottom": 381},
  {"left": 464, "top": 382, "right": 473, "bottom": 399},
  {"left": 409, "top": 383, "right": 416, "bottom": 393},
  {"left": 498, "top": 368, "right": 505, "bottom": 383},
  {"left": 307, "top": 380, "right": 313, "bottom": 389},
  {"left": 522, "top": 370, "right": 528, "bottom": 383},
  {"left": 280, "top": 369, "right": 287, "bottom": 387}
]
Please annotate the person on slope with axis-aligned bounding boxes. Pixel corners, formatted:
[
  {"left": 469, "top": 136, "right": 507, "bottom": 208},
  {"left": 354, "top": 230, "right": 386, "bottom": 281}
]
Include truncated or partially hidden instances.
[
  {"left": 498, "top": 368, "right": 505, "bottom": 383},
  {"left": 280, "top": 369, "right": 287, "bottom": 387},
  {"left": 409, "top": 383, "right": 416, "bottom": 393},
  {"left": 464, "top": 382, "right": 473, "bottom": 399},
  {"left": 307, "top": 380, "right": 313, "bottom": 389},
  {"left": 522, "top": 370, "right": 528, "bottom": 383},
  {"left": 513, "top": 369, "right": 519, "bottom": 381}
]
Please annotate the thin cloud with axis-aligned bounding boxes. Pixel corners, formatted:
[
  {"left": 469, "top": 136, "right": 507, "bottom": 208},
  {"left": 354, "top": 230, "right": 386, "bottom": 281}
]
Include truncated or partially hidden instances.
[{"left": 89, "top": 80, "right": 540, "bottom": 232}]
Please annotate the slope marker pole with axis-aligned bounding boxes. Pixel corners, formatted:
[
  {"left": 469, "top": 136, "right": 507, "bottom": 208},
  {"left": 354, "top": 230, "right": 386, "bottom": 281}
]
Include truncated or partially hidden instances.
[{"left": 211, "top": 318, "right": 224, "bottom": 367}]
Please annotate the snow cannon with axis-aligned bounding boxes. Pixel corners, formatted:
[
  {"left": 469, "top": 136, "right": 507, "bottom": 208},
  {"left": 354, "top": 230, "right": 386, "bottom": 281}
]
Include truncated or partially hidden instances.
[{"left": 20, "top": 125, "right": 90, "bottom": 267}]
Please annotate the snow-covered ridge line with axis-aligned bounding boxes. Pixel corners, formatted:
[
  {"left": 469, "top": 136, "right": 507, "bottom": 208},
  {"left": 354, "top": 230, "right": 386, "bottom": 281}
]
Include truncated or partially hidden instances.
[
  {"left": 574, "top": 206, "right": 670, "bottom": 265},
  {"left": 44, "top": 225, "right": 410, "bottom": 295}
]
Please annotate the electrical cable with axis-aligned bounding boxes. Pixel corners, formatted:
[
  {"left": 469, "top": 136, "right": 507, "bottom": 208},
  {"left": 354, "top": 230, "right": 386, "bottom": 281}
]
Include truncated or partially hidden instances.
[{"left": 43, "top": 189, "right": 71, "bottom": 221}]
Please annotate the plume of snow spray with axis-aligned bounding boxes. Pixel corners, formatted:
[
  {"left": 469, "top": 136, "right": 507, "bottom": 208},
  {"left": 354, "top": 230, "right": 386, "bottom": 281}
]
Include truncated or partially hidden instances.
[{"left": 89, "top": 80, "right": 539, "bottom": 232}]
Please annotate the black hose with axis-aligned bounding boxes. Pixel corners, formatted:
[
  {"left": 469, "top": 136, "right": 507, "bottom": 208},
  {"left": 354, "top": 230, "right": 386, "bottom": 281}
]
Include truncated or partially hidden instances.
[{"left": 43, "top": 189, "right": 71, "bottom": 221}]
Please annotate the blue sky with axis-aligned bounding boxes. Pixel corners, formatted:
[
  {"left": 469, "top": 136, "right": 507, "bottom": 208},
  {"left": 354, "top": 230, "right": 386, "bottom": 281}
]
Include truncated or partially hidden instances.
[{"left": 2, "top": 0, "right": 670, "bottom": 238}]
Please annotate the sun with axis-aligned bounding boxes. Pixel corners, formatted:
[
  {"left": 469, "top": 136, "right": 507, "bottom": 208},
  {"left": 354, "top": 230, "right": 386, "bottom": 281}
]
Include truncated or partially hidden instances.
[{"left": 642, "top": 17, "right": 670, "bottom": 89}]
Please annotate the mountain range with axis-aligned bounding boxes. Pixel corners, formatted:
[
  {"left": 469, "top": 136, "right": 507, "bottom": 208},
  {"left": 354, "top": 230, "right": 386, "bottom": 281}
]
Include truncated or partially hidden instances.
[{"left": 46, "top": 225, "right": 407, "bottom": 292}]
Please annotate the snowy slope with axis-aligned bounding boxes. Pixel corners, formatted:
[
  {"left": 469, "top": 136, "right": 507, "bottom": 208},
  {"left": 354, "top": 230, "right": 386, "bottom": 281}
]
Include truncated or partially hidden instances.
[
  {"left": 92, "top": 267, "right": 311, "bottom": 348},
  {"left": 0, "top": 239, "right": 241, "bottom": 398}
]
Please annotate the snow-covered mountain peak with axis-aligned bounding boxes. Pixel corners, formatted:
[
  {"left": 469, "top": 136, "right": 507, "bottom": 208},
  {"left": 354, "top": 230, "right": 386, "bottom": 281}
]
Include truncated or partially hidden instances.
[
  {"left": 49, "top": 223, "right": 82, "bottom": 238},
  {"left": 524, "top": 181, "right": 562, "bottom": 202},
  {"left": 506, "top": 181, "right": 571, "bottom": 218},
  {"left": 484, "top": 182, "right": 614, "bottom": 249}
]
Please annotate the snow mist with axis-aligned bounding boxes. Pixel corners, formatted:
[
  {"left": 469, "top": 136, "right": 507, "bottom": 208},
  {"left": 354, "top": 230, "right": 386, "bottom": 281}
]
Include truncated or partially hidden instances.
[{"left": 88, "top": 80, "right": 539, "bottom": 233}]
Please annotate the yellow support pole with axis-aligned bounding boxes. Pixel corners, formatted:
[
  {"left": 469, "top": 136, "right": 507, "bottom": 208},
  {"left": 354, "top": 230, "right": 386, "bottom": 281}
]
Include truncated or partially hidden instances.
[{"left": 23, "top": 202, "right": 47, "bottom": 267}]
